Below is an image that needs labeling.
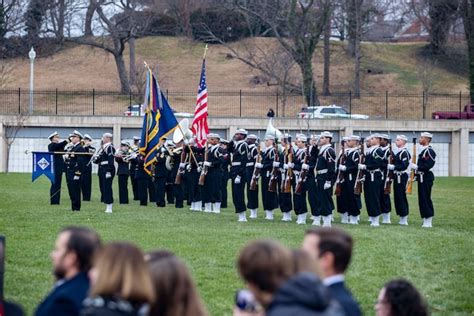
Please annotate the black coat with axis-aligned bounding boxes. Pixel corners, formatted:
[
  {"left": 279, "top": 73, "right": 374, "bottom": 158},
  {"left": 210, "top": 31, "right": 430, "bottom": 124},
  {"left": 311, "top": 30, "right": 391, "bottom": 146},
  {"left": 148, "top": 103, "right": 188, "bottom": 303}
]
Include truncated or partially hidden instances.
[
  {"left": 81, "top": 296, "right": 147, "bottom": 316},
  {"left": 35, "top": 272, "right": 90, "bottom": 316},
  {"left": 327, "top": 281, "right": 362, "bottom": 316},
  {"left": 266, "top": 273, "right": 345, "bottom": 316}
]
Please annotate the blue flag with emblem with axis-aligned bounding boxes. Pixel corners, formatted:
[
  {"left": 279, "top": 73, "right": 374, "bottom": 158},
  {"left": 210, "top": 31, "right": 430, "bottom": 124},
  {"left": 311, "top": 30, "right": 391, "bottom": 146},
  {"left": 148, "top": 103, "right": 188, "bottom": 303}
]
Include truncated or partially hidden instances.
[
  {"left": 32, "top": 152, "right": 55, "bottom": 184},
  {"left": 139, "top": 67, "right": 179, "bottom": 176}
]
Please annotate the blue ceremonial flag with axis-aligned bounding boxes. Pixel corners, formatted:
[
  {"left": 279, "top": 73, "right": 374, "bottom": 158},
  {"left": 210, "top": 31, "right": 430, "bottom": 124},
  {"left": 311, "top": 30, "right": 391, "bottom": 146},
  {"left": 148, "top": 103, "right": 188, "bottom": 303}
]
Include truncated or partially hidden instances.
[
  {"left": 139, "top": 67, "right": 179, "bottom": 176},
  {"left": 32, "top": 152, "right": 55, "bottom": 184}
]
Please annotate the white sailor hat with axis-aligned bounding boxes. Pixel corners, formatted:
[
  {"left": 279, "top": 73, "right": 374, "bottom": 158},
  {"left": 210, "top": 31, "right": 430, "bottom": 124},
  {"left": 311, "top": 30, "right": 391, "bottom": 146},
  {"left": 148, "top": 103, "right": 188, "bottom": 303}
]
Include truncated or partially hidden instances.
[
  {"left": 121, "top": 140, "right": 130, "bottom": 147},
  {"left": 311, "top": 134, "right": 320, "bottom": 140},
  {"left": 234, "top": 128, "right": 248, "bottom": 136},
  {"left": 264, "top": 134, "right": 275, "bottom": 141},
  {"left": 48, "top": 131, "right": 59, "bottom": 140},
  {"left": 83, "top": 134, "right": 93, "bottom": 141},
  {"left": 421, "top": 132, "right": 433, "bottom": 138},
  {"left": 207, "top": 133, "right": 220, "bottom": 139},
  {"left": 370, "top": 133, "right": 382, "bottom": 138},
  {"left": 296, "top": 134, "right": 307, "bottom": 142},
  {"left": 247, "top": 134, "right": 258, "bottom": 140},
  {"left": 342, "top": 136, "right": 349, "bottom": 141},
  {"left": 165, "top": 140, "right": 175, "bottom": 146},
  {"left": 220, "top": 139, "right": 229, "bottom": 144},
  {"left": 133, "top": 136, "right": 140, "bottom": 141},
  {"left": 319, "top": 131, "right": 333, "bottom": 138},
  {"left": 71, "top": 130, "right": 83, "bottom": 139},
  {"left": 347, "top": 135, "right": 361, "bottom": 141},
  {"left": 380, "top": 134, "right": 390, "bottom": 140},
  {"left": 103, "top": 132, "right": 113, "bottom": 138},
  {"left": 396, "top": 135, "right": 408, "bottom": 141}
]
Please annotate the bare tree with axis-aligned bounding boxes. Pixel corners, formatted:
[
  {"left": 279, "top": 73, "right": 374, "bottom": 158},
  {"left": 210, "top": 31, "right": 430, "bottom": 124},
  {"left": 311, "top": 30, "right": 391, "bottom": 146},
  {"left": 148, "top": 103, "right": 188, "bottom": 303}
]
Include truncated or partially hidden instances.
[
  {"left": 0, "top": 63, "right": 13, "bottom": 88},
  {"left": 322, "top": 11, "right": 332, "bottom": 96},
  {"left": 2, "top": 113, "right": 28, "bottom": 173},
  {"left": 460, "top": 0, "right": 474, "bottom": 103},
  {"left": 1, "top": 0, "right": 27, "bottom": 38}
]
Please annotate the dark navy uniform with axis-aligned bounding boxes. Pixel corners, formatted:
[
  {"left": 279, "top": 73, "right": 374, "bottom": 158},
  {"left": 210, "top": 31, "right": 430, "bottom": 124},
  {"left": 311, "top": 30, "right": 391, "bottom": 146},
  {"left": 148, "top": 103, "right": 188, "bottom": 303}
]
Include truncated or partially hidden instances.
[
  {"left": 416, "top": 145, "right": 436, "bottom": 219},
  {"left": 379, "top": 145, "right": 392, "bottom": 215},
  {"left": 341, "top": 148, "right": 361, "bottom": 218},
  {"left": 306, "top": 145, "right": 319, "bottom": 217},
  {"left": 48, "top": 140, "right": 68, "bottom": 205},
  {"left": 221, "top": 148, "right": 230, "bottom": 208},
  {"left": 187, "top": 146, "right": 204, "bottom": 206},
  {"left": 81, "top": 144, "right": 95, "bottom": 201},
  {"left": 261, "top": 146, "right": 278, "bottom": 211},
  {"left": 134, "top": 154, "right": 155, "bottom": 206},
  {"left": 278, "top": 148, "right": 293, "bottom": 214},
  {"left": 335, "top": 149, "right": 347, "bottom": 215},
  {"left": 171, "top": 148, "right": 184, "bottom": 208},
  {"left": 246, "top": 143, "right": 259, "bottom": 210},
  {"left": 154, "top": 147, "right": 169, "bottom": 207},
  {"left": 315, "top": 144, "right": 336, "bottom": 217},
  {"left": 64, "top": 143, "right": 86, "bottom": 211},
  {"left": 228, "top": 140, "right": 248, "bottom": 213},
  {"left": 392, "top": 147, "right": 411, "bottom": 217},
  {"left": 115, "top": 153, "right": 130, "bottom": 204},
  {"left": 129, "top": 145, "right": 139, "bottom": 200},
  {"left": 292, "top": 147, "right": 308, "bottom": 216},
  {"left": 203, "top": 144, "right": 225, "bottom": 204},
  {"left": 363, "top": 146, "right": 384, "bottom": 218},
  {"left": 94, "top": 143, "right": 116, "bottom": 205}
]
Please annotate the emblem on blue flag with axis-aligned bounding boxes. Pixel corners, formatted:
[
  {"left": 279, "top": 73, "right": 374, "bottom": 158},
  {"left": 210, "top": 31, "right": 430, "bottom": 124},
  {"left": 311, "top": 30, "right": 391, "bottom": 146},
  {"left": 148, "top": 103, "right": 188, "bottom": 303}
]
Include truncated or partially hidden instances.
[{"left": 32, "top": 152, "right": 55, "bottom": 184}]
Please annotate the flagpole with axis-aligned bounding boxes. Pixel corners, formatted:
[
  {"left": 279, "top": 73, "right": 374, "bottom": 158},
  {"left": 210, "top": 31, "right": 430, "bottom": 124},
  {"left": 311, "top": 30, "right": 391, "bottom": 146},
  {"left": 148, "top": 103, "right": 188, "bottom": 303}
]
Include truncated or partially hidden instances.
[
  {"left": 203, "top": 44, "right": 208, "bottom": 59},
  {"left": 25, "top": 150, "right": 93, "bottom": 155}
]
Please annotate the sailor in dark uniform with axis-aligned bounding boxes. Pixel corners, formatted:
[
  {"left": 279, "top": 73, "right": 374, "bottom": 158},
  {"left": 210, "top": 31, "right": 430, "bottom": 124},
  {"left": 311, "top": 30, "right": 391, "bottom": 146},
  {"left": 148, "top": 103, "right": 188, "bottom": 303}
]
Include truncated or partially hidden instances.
[
  {"left": 292, "top": 134, "right": 309, "bottom": 225},
  {"left": 387, "top": 135, "right": 411, "bottom": 225},
  {"left": 410, "top": 132, "right": 436, "bottom": 228},
  {"left": 93, "top": 132, "right": 116, "bottom": 213},
  {"left": 220, "top": 139, "right": 230, "bottom": 209},
  {"left": 170, "top": 141, "right": 184, "bottom": 209},
  {"left": 154, "top": 144, "right": 169, "bottom": 207},
  {"left": 114, "top": 141, "right": 131, "bottom": 204},
  {"left": 64, "top": 130, "right": 86, "bottom": 211},
  {"left": 314, "top": 131, "right": 336, "bottom": 227},
  {"left": 279, "top": 134, "right": 293, "bottom": 221},
  {"left": 47, "top": 132, "right": 68, "bottom": 205},
  {"left": 307, "top": 135, "right": 320, "bottom": 225},
  {"left": 358, "top": 134, "right": 385, "bottom": 227},
  {"left": 227, "top": 129, "right": 249, "bottom": 222},
  {"left": 202, "top": 133, "right": 225, "bottom": 213},
  {"left": 81, "top": 134, "right": 95, "bottom": 201},
  {"left": 187, "top": 139, "right": 204, "bottom": 211},
  {"left": 260, "top": 134, "right": 278, "bottom": 220},
  {"left": 245, "top": 134, "right": 259, "bottom": 218},
  {"left": 129, "top": 136, "right": 140, "bottom": 200},
  {"left": 134, "top": 152, "right": 154, "bottom": 206},
  {"left": 379, "top": 134, "right": 393, "bottom": 224},
  {"left": 338, "top": 135, "right": 361, "bottom": 225}
]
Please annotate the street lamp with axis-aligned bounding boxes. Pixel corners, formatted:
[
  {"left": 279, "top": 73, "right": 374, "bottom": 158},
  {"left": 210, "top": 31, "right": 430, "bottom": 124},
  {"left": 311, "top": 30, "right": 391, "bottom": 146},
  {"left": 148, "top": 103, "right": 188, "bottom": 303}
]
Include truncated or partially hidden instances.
[{"left": 28, "top": 47, "right": 36, "bottom": 114}]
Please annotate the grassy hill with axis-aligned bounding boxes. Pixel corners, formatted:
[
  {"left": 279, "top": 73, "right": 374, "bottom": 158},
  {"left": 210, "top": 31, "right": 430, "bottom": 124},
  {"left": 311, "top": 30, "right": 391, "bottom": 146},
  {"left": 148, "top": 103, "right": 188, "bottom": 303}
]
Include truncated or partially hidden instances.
[{"left": 1, "top": 36, "right": 469, "bottom": 94}]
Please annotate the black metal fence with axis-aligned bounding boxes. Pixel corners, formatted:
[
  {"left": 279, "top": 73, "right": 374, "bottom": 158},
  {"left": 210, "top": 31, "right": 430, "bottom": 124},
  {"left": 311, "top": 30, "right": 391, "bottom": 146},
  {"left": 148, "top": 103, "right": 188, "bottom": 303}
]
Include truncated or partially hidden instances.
[{"left": 0, "top": 89, "right": 471, "bottom": 119}]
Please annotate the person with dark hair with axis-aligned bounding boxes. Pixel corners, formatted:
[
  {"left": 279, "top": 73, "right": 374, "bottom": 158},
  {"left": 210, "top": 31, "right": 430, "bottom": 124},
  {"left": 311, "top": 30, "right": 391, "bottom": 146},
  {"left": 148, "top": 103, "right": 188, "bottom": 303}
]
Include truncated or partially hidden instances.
[
  {"left": 267, "top": 108, "right": 275, "bottom": 118},
  {"left": 375, "top": 279, "right": 428, "bottom": 316},
  {"left": 35, "top": 227, "right": 101, "bottom": 316},
  {"left": 146, "top": 250, "right": 208, "bottom": 316},
  {"left": 302, "top": 228, "right": 361, "bottom": 316},
  {"left": 237, "top": 240, "right": 343, "bottom": 316},
  {"left": 82, "top": 242, "right": 155, "bottom": 316}
]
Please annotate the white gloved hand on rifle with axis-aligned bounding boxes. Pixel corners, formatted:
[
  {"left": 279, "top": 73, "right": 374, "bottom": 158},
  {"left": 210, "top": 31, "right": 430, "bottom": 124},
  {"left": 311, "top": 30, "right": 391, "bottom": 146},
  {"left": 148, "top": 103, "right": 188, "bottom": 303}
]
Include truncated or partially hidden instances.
[
  {"left": 302, "top": 163, "right": 309, "bottom": 170},
  {"left": 105, "top": 172, "right": 112, "bottom": 179},
  {"left": 387, "top": 164, "right": 395, "bottom": 171},
  {"left": 287, "top": 162, "right": 294, "bottom": 169},
  {"left": 273, "top": 161, "right": 280, "bottom": 168},
  {"left": 73, "top": 175, "right": 80, "bottom": 181},
  {"left": 358, "top": 164, "right": 366, "bottom": 170},
  {"left": 338, "top": 165, "right": 347, "bottom": 171},
  {"left": 234, "top": 175, "right": 241, "bottom": 184},
  {"left": 179, "top": 163, "right": 186, "bottom": 169},
  {"left": 255, "top": 163, "right": 263, "bottom": 169},
  {"left": 409, "top": 162, "right": 418, "bottom": 170},
  {"left": 203, "top": 161, "right": 212, "bottom": 167},
  {"left": 324, "top": 181, "right": 332, "bottom": 190}
]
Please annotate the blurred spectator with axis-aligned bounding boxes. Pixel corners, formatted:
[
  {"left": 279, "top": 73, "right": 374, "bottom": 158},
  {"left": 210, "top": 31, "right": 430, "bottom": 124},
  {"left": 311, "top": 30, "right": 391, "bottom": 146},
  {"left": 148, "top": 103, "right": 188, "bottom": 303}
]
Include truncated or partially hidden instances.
[
  {"left": 146, "top": 250, "right": 208, "bottom": 316},
  {"left": 375, "top": 279, "right": 428, "bottom": 316},
  {"left": 302, "top": 228, "right": 361, "bottom": 316},
  {"left": 81, "top": 242, "right": 154, "bottom": 316},
  {"left": 267, "top": 108, "right": 275, "bottom": 118},
  {"left": 2, "top": 301, "right": 25, "bottom": 316},
  {"left": 237, "top": 240, "right": 343, "bottom": 316},
  {"left": 35, "top": 227, "right": 101, "bottom": 316}
]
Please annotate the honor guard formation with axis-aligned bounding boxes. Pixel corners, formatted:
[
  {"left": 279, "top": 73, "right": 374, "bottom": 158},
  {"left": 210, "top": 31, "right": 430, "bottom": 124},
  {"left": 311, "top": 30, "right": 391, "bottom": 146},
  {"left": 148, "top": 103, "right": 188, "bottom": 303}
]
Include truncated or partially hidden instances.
[{"left": 47, "top": 127, "right": 437, "bottom": 228}]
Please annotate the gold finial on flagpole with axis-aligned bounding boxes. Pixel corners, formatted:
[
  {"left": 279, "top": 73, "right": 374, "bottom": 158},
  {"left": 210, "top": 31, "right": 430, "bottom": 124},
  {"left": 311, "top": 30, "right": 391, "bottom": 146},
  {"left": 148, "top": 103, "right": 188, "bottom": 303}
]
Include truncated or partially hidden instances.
[
  {"left": 203, "top": 44, "right": 208, "bottom": 59},
  {"left": 143, "top": 61, "right": 151, "bottom": 70}
]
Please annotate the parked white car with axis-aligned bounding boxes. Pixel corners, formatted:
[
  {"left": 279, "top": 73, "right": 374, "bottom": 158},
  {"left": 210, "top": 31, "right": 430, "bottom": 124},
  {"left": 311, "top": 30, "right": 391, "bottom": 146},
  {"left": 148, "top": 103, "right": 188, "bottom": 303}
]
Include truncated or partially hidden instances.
[
  {"left": 297, "top": 105, "right": 369, "bottom": 119},
  {"left": 123, "top": 104, "right": 193, "bottom": 118}
]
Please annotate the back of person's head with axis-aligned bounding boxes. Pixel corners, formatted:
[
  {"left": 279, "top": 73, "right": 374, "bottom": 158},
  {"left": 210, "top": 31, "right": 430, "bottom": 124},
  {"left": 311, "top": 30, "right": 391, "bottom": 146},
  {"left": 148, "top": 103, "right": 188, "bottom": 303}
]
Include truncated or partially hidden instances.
[
  {"left": 90, "top": 242, "right": 154, "bottom": 305},
  {"left": 304, "top": 228, "right": 353, "bottom": 274},
  {"left": 147, "top": 250, "right": 208, "bottom": 316},
  {"left": 379, "top": 279, "right": 428, "bottom": 316},
  {"left": 238, "top": 240, "right": 293, "bottom": 294},
  {"left": 60, "top": 226, "right": 101, "bottom": 273}
]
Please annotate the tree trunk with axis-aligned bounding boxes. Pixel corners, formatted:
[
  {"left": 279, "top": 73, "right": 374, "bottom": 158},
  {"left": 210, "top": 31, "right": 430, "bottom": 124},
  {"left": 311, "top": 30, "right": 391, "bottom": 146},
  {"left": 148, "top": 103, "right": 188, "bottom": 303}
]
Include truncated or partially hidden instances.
[
  {"left": 428, "top": 0, "right": 452, "bottom": 55},
  {"left": 323, "top": 14, "right": 331, "bottom": 96},
  {"left": 462, "top": 0, "right": 474, "bottom": 103},
  {"left": 346, "top": 0, "right": 356, "bottom": 57},
  {"left": 84, "top": 0, "right": 97, "bottom": 36},
  {"left": 354, "top": 0, "right": 362, "bottom": 98},
  {"left": 299, "top": 61, "right": 319, "bottom": 106},
  {"left": 114, "top": 53, "right": 130, "bottom": 94},
  {"left": 129, "top": 36, "right": 136, "bottom": 91},
  {"left": 57, "top": 0, "right": 65, "bottom": 41}
]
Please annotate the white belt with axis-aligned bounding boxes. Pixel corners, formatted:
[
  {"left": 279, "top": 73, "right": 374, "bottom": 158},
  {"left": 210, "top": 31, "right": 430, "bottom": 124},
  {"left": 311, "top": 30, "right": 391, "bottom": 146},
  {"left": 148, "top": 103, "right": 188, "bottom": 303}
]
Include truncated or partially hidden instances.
[
  {"left": 246, "top": 162, "right": 254, "bottom": 167},
  {"left": 368, "top": 169, "right": 381, "bottom": 182},
  {"left": 316, "top": 169, "right": 328, "bottom": 175},
  {"left": 100, "top": 161, "right": 108, "bottom": 165},
  {"left": 394, "top": 171, "right": 404, "bottom": 184},
  {"left": 232, "top": 162, "right": 241, "bottom": 166}
]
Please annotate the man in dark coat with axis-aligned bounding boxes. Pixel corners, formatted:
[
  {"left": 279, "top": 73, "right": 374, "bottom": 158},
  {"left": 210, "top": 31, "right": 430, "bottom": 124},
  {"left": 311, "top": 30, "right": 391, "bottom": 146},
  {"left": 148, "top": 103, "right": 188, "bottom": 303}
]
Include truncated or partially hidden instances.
[
  {"left": 81, "top": 134, "right": 96, "bottom": 201},
  {"left": 35, "top": 227, "right": 101, "bottom": 316},
  {"left": 92, "top": 133, "right": 116, "bottom": 213},
  {"left": 64, "top": 130, "right": 87, "bottom": 211},
  {"left": 47, "top": 132, "right": 68, "bottom": 205},
  {"left": 228, "top": 129, "right": 249, "bottom": 222},
  {"left": 302, "top": 228, "right": 362, "bottom": 316}
]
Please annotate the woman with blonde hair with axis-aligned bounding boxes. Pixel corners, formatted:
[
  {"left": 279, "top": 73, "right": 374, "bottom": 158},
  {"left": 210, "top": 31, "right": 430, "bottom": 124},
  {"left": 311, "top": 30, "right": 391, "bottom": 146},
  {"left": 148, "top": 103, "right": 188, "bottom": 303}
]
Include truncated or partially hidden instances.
[
  {"left": 81, "top": 242, "right": 155, "bottom": 316},
  {"left": 146, "top": 250, "right": 208, "bottom": 316}
]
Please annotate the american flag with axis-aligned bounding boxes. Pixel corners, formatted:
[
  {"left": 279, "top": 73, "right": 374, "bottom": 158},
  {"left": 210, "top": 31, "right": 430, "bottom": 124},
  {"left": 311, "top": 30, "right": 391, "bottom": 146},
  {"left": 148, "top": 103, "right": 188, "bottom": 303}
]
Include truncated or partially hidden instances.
[{"left": 191, "top": 59, "right": 209, "bottom": 148}]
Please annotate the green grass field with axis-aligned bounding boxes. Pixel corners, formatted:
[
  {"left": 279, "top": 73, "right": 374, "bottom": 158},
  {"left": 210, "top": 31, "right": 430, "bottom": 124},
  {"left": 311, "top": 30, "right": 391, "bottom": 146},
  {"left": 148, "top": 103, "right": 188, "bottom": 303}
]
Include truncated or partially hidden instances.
[{"left": 0, "top": 174, "right": 473, "bottom": 315}]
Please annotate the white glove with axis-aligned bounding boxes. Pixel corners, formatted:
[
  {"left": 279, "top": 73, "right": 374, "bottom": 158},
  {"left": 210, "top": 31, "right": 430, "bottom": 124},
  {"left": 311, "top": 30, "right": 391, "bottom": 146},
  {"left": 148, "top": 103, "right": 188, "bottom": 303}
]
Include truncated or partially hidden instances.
[
  {"left": 186, "top": 164, "right": 192, "bottom": 172},
  {"left": 283, "top": 164, "right": 289, "bottom": 170},
  {"left": 179, "top": 163, "right": 186, "bottom": 168},
  {"left": 204, "top": 161, "right": 212, "bottom": 167},
  {"left": 324, "top": 181, "right": 331, "bottom": 190},
  {"left": 255, "top": 163, "right": 263, "bottom": 169},
  {"left": 302, "top": 163, "right": 309, "bottom": 170},
  {"left": 105, "top": 172, "right": 112, "bottom": 179},
  {"left": 73, "top": 175, "right": 80, "bottom": 181},
  {"left": 288, "top": 162, "right": 294, "bottom": 169},
  {"left": 387, "top": 164, "right": 395, "bottom": 171},
  {"left": 338, "top": 165, "right": 347, "bottom": 171},
  {"left": 183, "top": 139, "right": 189, "bottom": 145},
  {"left": 234, "top": 175, "right": 241, "bottom": 184},
  {"left": 358, "top": 164, "right": 366, "bottom": 170},
  {"left": 197, "top": 166, "right": 202, "bottom": 173},
  {"left": 273, "top": 161, "right": 280, "bottom": 168},
  {"left": 410, "top": 162, "right": 418, "bottom": 170}
]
